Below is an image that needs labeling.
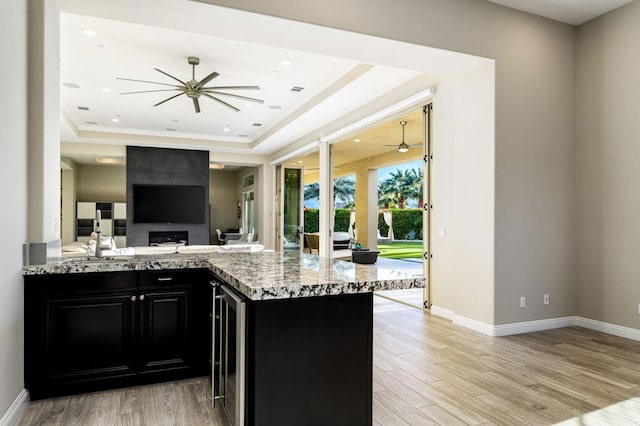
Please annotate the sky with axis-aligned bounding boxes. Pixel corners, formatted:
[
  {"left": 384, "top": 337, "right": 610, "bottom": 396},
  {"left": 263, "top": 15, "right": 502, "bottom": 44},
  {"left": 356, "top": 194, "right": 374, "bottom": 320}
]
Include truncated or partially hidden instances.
[{"left": 303, "top": 159, "right": 423, "bottom": 208}]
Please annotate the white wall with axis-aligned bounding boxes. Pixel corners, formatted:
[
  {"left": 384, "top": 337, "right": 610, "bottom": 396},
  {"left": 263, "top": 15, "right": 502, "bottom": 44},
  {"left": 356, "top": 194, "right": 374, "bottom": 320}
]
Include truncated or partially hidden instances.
[
  {"left": 27, "top": 0, "right": 60, "bottom": 243},
  {"left": 576, "top": 1, "right": 640, "bottom": 329},
  {"left": 432, "top": 63, "right": 496, "bottom": 324},
  {"left": 61, "top": 164, "right": 76, "bottom": 245},
  {"left": 76, "top": 165, "right": 126, "bottom": 202},
  {"left": 204, "top": 0, "right": 576, "bottom": 325},
  {"left": 0, "top": 0, "right": 27, "bottom": 416},
  {"left": 210, "top": 170, "right": 241, "bottom": 243}
]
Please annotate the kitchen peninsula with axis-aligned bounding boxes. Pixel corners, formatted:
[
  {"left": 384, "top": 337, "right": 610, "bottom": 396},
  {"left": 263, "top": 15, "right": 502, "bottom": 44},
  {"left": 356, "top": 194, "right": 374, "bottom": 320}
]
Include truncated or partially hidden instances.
[{"left": 23, "top": 252, "right": 423, "bottom": 426}]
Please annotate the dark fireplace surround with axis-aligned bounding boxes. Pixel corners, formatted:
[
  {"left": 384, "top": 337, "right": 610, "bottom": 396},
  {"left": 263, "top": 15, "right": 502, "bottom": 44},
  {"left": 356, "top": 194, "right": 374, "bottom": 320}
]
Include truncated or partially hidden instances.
[{"left": 126, "top": 146, "right": 210, "bottom": 246}]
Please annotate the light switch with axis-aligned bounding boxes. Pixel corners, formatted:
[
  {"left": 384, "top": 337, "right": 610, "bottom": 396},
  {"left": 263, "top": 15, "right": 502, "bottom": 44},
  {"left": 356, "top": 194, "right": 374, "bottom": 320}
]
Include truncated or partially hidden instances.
[{"left": 438, "top": 227, "right": 446, "bottom": 238}]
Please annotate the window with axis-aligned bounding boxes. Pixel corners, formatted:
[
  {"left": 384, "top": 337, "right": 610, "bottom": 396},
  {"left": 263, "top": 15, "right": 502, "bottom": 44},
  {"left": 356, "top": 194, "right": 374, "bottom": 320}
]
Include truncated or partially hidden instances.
[
  {"left": 243, "top": 173, "right": 255, "bottom": 187},
  {"left": 242, "top": 190, "right": 255, "bottom": 234}
]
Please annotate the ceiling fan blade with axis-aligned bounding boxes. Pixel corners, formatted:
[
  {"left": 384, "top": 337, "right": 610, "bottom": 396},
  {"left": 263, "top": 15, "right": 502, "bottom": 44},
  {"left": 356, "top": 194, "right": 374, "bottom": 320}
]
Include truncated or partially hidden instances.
[
  {"left": 196, "top": 71, "right": 220, "bottom": 90},
  {"left": 116, "top": 77, "right": 181, "bottom": 88},
  {"left": 154, "top": 92, "right": 186, "bottom": 107},
  {"left": 193, "top": 98, "right": 201, "bottom": 114},
  {"left": 120, "top": 89, "right": 183, "bottom": 95},
  {"left": 202, "top": 90, "right": 264, "bottom": 104},
  {"left": 204, "top": 85, "right": 260, "bottom": 91},
  {"left": 154, "top": 68, "right": 187, "bottom": 86},
  {"left": 202, "top": 93, "right": 240, "bottom": 112}
]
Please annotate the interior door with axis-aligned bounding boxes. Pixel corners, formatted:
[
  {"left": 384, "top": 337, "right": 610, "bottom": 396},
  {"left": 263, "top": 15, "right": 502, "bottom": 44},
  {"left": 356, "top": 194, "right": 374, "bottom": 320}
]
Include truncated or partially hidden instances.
[{"left": 278, "top": 166, "right": 304, "bottom": 252}]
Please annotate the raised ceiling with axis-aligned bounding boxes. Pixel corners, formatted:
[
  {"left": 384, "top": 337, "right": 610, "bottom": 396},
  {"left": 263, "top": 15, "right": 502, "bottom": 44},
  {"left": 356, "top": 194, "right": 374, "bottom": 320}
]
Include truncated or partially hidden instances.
[
  {"left": 289, "top": 108, "right": 425, "bottom": 177},
  {"left": 58, "top": 0, "right": 490, "bottom": 163}
]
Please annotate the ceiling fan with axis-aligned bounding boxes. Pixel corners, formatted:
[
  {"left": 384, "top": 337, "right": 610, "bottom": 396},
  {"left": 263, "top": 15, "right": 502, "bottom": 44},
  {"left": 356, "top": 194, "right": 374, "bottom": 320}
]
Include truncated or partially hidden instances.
[
  {"left": 384, "top": 121, "right": 421, "bottom": 152},
  {"left": 117, "top": 56, "right": 264, "bottom": 113}
]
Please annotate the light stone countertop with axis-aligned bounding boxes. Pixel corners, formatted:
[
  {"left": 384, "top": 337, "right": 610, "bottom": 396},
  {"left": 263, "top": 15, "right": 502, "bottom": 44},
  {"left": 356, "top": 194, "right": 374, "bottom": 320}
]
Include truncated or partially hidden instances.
[{"left": 23, "top": 251, "right": 424, "bottom": 301}]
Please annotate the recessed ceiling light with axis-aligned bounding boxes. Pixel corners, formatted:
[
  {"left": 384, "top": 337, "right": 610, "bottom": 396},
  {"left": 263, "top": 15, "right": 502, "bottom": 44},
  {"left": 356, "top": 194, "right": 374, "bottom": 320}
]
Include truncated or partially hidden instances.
[
  {"left": 83, "top": 29, "right": 96, "bottom": 37},
  {"left": 238, "top": 134, "right": 248, "bottom": 137},
  {"left": 272, "top": 69, "right": 280, "bottom": 73},
  {"left": 354, "top": 139, "right": 361, "bottom": 142},
  {"left": 297, "top": 160, "right": 303, "bottom": 164},
  {"left": 166, "top": 128, "right": 176, "bottom": 131},
  {"left": 77, "top": 106, "right": 90, "bottom": 111},
  {"left": 62, "top": 82, "right": 80, "bottom": 89},
  {"left": 101, "top": 88, "right": 110, "bottom": 93},
  {"left": 245, "top": 103, "right": 252, "bottom": 108},
  {"left": 269, "top": 105, "right": 282, "bottom": 110},
  {"left": 281, "top": 60, "right": 291, "bottom": 66},
  {"left": 96, "top": 157, "right": 125, "bottom": 165},
  {"left": 111, "top": 118, "right": 119, "bottom": 123},
  {"left": 171, "top": 119, "right": 179, "bottom": 122},
  {"left": 85, "top": 121, "right": 98, "bottom": 125},
  {"left": 252, "top": 123, "right": 263, "bottom": 127},
  {"left": 223, "top": 126, "right": 230, "bottom": 132},
  {"left": 97, "top": 44, "right": 105, "bottom": 48}
]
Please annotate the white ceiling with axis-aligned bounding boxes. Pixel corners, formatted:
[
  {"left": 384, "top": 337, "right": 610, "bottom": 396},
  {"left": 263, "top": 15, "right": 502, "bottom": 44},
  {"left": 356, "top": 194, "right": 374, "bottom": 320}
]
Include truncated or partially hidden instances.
[
  {"left": 58, "top": 0, "right": 490, "bottom": 162},
  {"left": 487, "top": 0, "right": 634, "bottom": 25}
]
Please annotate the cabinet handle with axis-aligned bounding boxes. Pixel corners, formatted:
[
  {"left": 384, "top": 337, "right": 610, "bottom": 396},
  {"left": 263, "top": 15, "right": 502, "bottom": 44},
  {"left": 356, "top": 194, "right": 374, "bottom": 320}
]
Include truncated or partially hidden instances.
[
  {"left": 157, "top": 277, "right": 173, "bottom": 282},
  {"left": 139, "top": 294, "right": 145, "bottom": 301},
  {"left": 131, "top": 295, "right": 137, "bottom": 302}
]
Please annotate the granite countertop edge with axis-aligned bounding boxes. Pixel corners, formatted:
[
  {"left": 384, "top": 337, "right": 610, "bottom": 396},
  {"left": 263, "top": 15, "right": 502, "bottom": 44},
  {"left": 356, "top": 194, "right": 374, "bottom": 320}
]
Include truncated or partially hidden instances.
[{"left": 23, "top": 253, "right": 424, "bottom": 301}]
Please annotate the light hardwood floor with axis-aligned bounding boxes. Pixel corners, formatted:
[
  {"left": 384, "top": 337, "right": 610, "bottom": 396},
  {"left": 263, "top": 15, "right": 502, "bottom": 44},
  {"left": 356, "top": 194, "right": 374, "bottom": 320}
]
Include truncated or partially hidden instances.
[{"left": 19, "top": 298, "right": 640, "bottom": 425}]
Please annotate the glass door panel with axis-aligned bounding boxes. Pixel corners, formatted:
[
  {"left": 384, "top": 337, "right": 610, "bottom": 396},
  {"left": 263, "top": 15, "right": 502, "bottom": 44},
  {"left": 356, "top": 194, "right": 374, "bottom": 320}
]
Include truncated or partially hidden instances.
[{"left": 282, "top": 167, "right": 303, "bottom": 251}]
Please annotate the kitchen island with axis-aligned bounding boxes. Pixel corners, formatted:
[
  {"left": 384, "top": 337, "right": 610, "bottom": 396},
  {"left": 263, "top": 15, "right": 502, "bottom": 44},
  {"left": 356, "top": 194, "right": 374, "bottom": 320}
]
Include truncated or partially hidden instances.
[{"left": 23, "top": 251, "right": 423, "bottom": 426}]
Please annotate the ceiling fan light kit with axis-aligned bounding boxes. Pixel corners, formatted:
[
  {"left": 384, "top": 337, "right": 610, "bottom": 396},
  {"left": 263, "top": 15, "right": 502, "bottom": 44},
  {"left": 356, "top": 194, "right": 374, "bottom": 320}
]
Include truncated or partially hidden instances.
[
  {"left": 397, "top": 121, "right": 410, "bottom": 153},
  {"left": 117, "top": 56, "right": 264, "bottom": 113}
]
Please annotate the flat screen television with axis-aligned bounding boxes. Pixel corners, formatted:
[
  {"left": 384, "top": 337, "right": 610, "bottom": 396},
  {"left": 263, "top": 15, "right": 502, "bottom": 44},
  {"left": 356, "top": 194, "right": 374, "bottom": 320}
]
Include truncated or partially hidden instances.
[{"left": 133, "top": 184, "right": 205, "bottom": 224}]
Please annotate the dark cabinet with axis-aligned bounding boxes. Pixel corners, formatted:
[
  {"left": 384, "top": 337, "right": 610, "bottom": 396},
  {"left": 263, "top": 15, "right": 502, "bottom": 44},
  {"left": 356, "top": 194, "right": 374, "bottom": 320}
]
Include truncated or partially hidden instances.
[
  {"left": 137, "top": 288, "right": 190, "bottom": 374},
  {"left": 45, "top": 292, "right": 137, "bottom": 382},
  {"left": 25, "top": 269, "right": 211, "bottom": 400},
  {"left": 210, "top": 273, "right": 374, "bottom": 426}
]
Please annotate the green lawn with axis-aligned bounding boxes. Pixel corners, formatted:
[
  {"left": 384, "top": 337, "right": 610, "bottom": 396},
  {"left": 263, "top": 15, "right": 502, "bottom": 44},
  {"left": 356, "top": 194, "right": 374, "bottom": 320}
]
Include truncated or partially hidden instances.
[{"left": 377, "top": 241, "right": 423, "bottom": 259}]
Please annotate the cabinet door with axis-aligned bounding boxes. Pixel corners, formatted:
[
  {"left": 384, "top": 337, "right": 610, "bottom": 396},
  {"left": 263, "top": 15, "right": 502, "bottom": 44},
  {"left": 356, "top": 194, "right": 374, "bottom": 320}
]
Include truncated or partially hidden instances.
[
  {"left": 77, "top": 202, "right": 96, "bottom": 219},
  {"left": 137, "top": 287, "right": 192, "bottom": 374},
  {"left": 44, "top": 292, "right": 136, "bottom": 384},
  {"left": 113, "top": 202, "right": 126, "bottom": 219}
]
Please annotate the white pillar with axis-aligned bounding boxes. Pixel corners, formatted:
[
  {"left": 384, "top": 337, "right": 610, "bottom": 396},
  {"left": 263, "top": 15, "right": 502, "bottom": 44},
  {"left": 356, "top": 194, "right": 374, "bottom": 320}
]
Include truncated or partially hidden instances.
[
  {"left": 367, "top": 169, "right": 378, "bottom": 251},
  {"left": 318, "top": 141, "right": 332, "bottom": 257},
  {"left": 27, "top": 0, "right": 60, "bottom": 243}
]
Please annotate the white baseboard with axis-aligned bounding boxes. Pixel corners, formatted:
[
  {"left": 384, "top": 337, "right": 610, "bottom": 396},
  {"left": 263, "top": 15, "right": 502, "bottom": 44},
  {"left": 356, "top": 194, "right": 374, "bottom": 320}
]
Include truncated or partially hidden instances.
[
  {"left": 576, "top": 317, "right": 640, "bottom": 342},
  {"left": 493, "top": 316, "right": 579, "bottom": 336},
  {"left": 430, "top": 307, "right": 640, "bottom": 342},
  {"left": 430, "top": 305, "right": 454, "bottom": 320},
  {"left": 0, "top": 389, "right": 28, "bottom": 426},
  {"left": 453, "top": 314, "right": 496, "bottom": 336}
]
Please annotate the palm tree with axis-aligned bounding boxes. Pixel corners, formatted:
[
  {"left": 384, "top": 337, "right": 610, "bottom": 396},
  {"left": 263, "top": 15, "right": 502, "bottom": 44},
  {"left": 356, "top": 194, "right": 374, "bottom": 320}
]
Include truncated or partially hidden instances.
[
  {"left": 378, "top": 169, "right": 417, "bottom": 209},
  {"left": 406, "top": 168, "right": 424, "bottom": 207},
  {"left": 333, "top": 177, "right": 355, "bottom": 208},
  {"left": 304, "top": 177, "right": 355, "bottom": 207},
  {"left": 304, "top": 183, "right": 319, "bottom": 202}
]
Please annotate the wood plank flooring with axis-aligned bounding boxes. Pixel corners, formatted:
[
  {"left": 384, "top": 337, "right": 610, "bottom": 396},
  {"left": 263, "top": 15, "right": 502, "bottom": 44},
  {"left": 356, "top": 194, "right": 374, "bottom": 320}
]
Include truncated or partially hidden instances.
[{"left": 18, "top": 298, "right": 640, "bottom": 425}]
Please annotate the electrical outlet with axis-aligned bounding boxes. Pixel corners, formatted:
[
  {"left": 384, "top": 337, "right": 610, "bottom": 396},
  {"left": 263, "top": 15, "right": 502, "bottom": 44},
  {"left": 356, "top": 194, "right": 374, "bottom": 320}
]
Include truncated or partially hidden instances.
[
  {"left": 544, "top": 294, "right": 550, "bottom": 305},
  {"left": 520, "top": 297, "right": 526, "bottom": 308}
]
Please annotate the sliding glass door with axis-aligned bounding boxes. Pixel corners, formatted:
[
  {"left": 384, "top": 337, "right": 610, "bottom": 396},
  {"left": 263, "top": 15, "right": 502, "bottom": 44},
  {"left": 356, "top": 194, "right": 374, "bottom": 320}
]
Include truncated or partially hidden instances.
[{"left": 277, "top": 166, "right": 304, "bottom": 251}]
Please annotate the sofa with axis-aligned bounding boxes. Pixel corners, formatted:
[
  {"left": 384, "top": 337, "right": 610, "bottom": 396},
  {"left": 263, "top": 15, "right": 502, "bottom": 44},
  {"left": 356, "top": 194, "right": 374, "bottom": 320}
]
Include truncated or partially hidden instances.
[{"left": 333, "top": 232, "right": 350, "bottom": 250}]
